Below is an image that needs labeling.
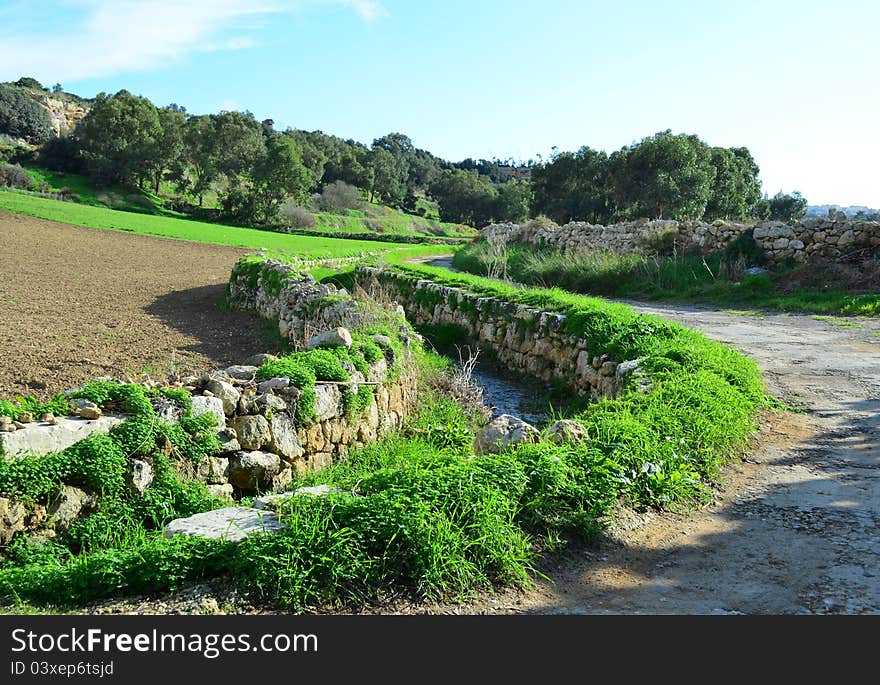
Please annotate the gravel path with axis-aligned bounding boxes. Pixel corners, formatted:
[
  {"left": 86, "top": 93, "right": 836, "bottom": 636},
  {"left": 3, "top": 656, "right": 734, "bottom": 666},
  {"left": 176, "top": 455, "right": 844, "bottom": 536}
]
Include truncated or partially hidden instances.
[{"left": 0, "top": 211, "right": 280, "bottom": 399}]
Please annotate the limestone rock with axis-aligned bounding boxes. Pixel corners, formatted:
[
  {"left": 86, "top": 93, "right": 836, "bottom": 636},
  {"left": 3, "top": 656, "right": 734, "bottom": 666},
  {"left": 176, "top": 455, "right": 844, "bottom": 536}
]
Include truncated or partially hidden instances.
[
  {"left": 253, "top": 484, "right": 345, "bottom": 510},
  {"left": 257, "top": 377, "right": 289, "bottom": 394},
  {"left": 77, "top": 405, "right": 102, "bottom": 420},
  {"left": 48, "top": 485, "right": 93, "bottom": 530},
  {"left": 268, "top": 413, "right": 304, "bottom": 462},
  {"left": 546, "top": 419, "right": 590, "bottom": 445},
  {"left": 216, "top": 428, "right": 241, "bottom": 453},
  {"left": 242, "top": 353, "right": 277, "bottom": 367},
  {"left": 190, "top": 395, "right": 226, "bottom": 429},
  {"left": 206, "top": 456, "right": 230, "bottom": 484},
  {"left": 204, "top": 380, "right": 240, "bottom": 415},
  {"left": 129, "top": 459, "right": 154, "bottom": 495},
  {"left": 307, "top": 327, "right": 353, "bottom": 350},
  {"left": 150, "top": 396, "right": 185, "bottom": 423},
  {"left": 255, "top": 393, "right": 288, "bottom": 415},
  {"left": 313, "top": 385, "right": 342, "bottom": 421},
  {"left": 225, "top": 365, "right": 259, "bottom": 380},
  {"left": 207, "top": 483, "right": 235, "bottom": 501},
  {"left": 163, "top": 507, "right": 285, "bottom": 542},
  {"left": 230, "top": 415, "right": 270, "bottom": 450},
  {"left": 0, "top": 496, "right": 27, "bottom": 544},
  {"left": 228, "top": 450, "right": 282, "bottom": 492},
  {"left": 473, "top": 414, "right": 539, "bottom": 455}
]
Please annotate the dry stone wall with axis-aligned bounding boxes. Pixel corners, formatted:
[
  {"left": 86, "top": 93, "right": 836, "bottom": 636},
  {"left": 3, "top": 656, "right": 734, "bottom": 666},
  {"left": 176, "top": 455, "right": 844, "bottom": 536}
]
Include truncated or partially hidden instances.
[
  {"left": 359, "top": 267, "right": 642, "bottom": 399},
  {"left": 484, "top": 216, "right": 880, "bottom": 265}
]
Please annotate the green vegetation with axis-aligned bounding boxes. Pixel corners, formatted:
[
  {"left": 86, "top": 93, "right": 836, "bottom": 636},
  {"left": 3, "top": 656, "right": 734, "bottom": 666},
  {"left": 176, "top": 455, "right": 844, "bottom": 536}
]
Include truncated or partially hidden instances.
[
  {"left": 0, "top": 190, "right": 449, "bottom": 259},
  {"left": 0, "top": 84, "right": 52, "bottom": 145},
  {"left": 0, "top": 251, "right": 770, "bottom": 610},
  {"left": 453, "top": 241, "right": 880, "bottom": 316}
]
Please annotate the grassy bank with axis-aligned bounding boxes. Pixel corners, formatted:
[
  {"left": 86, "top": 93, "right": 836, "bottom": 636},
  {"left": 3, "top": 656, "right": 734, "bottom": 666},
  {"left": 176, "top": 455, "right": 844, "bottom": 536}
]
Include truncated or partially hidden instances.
[
  {"left": 453, "top": 241, "right": 880, "bottom": 316},
  {"left": 0, "top": 191, "right": 452, "bottom": 260}
]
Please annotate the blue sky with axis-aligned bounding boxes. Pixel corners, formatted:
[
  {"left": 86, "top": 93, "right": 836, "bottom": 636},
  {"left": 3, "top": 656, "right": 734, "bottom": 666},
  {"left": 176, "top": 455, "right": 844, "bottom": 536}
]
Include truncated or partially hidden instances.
[{"left": 2, "top": 0, "right": 878, "bottom": 206}]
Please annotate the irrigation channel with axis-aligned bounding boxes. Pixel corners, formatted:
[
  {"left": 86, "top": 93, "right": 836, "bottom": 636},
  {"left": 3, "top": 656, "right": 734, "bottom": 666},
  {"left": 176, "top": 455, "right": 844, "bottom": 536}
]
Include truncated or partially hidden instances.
[{"left": 412, "top": 254, "right": 880, "bottom": 615}]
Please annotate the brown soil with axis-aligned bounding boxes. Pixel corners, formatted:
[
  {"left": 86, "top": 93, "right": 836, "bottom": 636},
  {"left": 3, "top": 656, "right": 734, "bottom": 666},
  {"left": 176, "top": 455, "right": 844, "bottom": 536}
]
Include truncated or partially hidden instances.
[{"left": 0, "top": 211, "right": 281, "bottom": 399}]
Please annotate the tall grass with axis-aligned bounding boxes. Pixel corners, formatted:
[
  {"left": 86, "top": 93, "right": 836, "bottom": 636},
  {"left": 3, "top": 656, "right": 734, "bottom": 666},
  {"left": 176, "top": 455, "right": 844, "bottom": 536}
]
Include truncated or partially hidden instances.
[{"left": 453, "top": 241, "right": 880, "bottom": 316}]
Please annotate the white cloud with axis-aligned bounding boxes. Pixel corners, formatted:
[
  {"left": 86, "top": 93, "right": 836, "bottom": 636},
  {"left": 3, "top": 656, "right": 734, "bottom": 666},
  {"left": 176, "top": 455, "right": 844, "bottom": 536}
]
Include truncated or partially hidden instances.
[{"left": 0, "top": 0, "right": 386, "bottom": 83}]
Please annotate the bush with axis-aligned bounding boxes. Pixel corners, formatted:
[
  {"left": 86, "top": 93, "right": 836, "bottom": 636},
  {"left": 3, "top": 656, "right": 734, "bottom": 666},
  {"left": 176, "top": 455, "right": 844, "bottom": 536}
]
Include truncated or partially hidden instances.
[
  {"left": 0, "top": 163, "right": 33, "bottom": 190},
  {"left": 316, "top": 181, "right": 362, "bottom": 212},
  {"left": 280, "top": 202, "right": 316, "bottom": 229},
  {"left": 0, "top": 85, "right": 52, "bottom": 144}
]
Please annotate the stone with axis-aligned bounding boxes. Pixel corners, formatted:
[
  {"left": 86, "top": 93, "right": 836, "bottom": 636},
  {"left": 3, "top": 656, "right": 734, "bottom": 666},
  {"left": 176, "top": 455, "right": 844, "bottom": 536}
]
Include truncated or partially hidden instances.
[
  {"left": 163, "top": 507, "right": 285, "bottom": 542},
  {"left": 77, "top": 405, "right": 102, "bottom": 420},
  {"left": 372, "top": 334, "right": 393, "bottom": 348},
  {"left": 41, "top": 412, "right": 59, "bottom": 425},
  {"left": 473, "top": 414, "right": 540, "bottom": 455},
  {"left": 228, "top": 450, "right": 282, "bottom": 491},
  {"left": 0, "top": 496, "right": 27, "bottom": 545},
  {"left": 47, "top": 485, "right": 93, "bottom": 530},
  {"left": 268, "top": 413, "right": 304, "bottom": 462},
  {"left": 230, "top": 415, "right": 271, "bottom": 450},
  {"left": 17, "top": 412, "right": 33, "bottom": 424},
  {"left": 242, "top": 353, "right": 277, "bottom": 367},
  {"left": 190, "top": 395, "right": 226, "bottom": 429},
  {"left": 313, "top": 385, "right": 342, "bottom": 421},
  {"left": 216, "top": 428, "right": 241, "bottom": 453},
  {"left": 129, "top": 459, "right": 154, "bottom": 495},
  {"left": 546, "top": 419, "right": 590, "bottom": 445},
  {"left": 225, "top": 365, "right": 259, "bottom": 380},
  {"left": 253, "top": 484, "right": 345, "bottom": 510},
  {"left": 307, "top": 327, "right": 353, "bottom": 350},
  {"left": 255, "top": 393, "right": 288, "bottom": 415},
  {"left": 207, "top": 483, "right": 235, "bottom": 501},
  {"left": 0, "top": 414, "right": 126, "bottom": 460},
  {"left": 257, "top": 377, "right": 290, "bottom": 394},
  {"left": 206, "top": 456, "right": 230, "bottom": 484},
  {"left": 151, "top": 396, "right": 184, "bottom": 423},
  {"left": 204, "top": 379, "right": 241, "bottom": 415}
]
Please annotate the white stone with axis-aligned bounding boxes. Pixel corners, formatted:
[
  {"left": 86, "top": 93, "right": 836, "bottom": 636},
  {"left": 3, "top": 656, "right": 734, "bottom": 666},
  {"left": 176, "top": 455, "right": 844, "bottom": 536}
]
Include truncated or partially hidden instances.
[
  {"left": 163, "top": 507, "right": 285, "bottom": 542},
  {"left": 204, "top": 380, "right": 240, "bottom": 415},
  {"left": 0, "top": 414, "right": 125, "bottom": 460},
  {"left": 473, "top": 414, "right": 540, "bottom": 455},
  {"left": 307, "top": 327, "right": 353, "bottom": 350},
  {"left": 190, "top": 395, "right": 226, "bottom": 429},
  {"left": 313, "top": 385, "right": 342, "bottom": 421}
]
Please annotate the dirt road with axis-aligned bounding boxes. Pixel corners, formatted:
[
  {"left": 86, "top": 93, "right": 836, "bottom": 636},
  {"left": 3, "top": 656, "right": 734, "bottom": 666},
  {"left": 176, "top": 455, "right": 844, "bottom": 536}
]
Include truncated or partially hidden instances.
[
  {"left": 471, "top": 304, "right": 880, "bottom": 615},
  {"left": 0, "top": 211, "right": 280, "bottom": 399}
]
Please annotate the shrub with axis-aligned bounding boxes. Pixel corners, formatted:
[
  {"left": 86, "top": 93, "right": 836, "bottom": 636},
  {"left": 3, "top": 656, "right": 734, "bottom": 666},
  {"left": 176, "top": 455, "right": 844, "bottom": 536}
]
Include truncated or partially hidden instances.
[
  {"left": 316, "top": 181, "right": 362, "bottom": 212},
  {"left": 0, "top": 163, "right": 34, "bottom": 190},
  {"left": 0, "top": 85, "right": 52, "bottom": 144},
  {"left": 280, "top": 202, "right": 315, "bottom": 229}
]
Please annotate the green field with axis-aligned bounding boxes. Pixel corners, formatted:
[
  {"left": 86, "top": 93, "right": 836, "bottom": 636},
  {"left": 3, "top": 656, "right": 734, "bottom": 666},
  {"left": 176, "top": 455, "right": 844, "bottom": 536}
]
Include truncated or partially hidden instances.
[{"left": 0, "top": 190, "right": 453, "bottom": 260}]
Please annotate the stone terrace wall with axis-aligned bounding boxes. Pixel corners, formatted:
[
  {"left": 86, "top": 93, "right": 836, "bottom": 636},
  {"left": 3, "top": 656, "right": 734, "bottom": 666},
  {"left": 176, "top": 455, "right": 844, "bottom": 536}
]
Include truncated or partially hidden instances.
[
  {"left": 359, "top": 267, "right": 642, "bottom": 399},
  {"left": 484, "top": 217, "right": 880, "bottom": 265}
]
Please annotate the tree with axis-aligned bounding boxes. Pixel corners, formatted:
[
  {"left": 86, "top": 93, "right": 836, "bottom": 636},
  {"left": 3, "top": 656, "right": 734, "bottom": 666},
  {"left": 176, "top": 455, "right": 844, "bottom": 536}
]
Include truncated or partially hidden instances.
[
  {"left": 367, "top": 146, "right": 407, "bottom": 206},
  {"left": 0, "top": 84, "right": 53, "bottom": 144},
  {"left": 494, "top": 179, "right": 531, "bottom": 222},
  {"left": 76, "top": 90, "right": 161, "bottom": 185},
  {"left": 223, "top": 135, "right": 312, "bottom": 224},
  {"left": 530, "top": 146, "right": 610, "bottom": 223},
  {"left": 769, "top": 191, "right": 808, "bottom": 222},
  {"left": 212, "top": 110, "right": 265, "bottom": 183},
  {"left": 146, "top": 106, "right": 184, "bottom": 194},
  {"left": 609, "top": 131, "right": 716, "bottom": 220},
  {"left": 429, "top": 169, "right": 498, "bottom": 226},
  {"left": 179, "top": 115, "right": 219, "bottom": 205}
]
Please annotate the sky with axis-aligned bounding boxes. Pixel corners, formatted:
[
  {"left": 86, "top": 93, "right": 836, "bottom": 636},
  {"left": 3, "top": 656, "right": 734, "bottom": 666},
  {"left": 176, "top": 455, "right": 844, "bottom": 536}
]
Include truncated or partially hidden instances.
[{"left": 1, "top": 0, "right": 878, "bottom": 206}]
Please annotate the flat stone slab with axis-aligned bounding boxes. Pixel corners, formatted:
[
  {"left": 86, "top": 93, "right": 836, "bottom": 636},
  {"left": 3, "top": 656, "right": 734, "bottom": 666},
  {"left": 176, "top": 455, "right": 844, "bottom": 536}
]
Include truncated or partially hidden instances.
[
  {"left": 163, "top": 507, "right": 286, "bottom": 542},
  {"left": 253, "top": 484, "right": 345, "bottom": 510},
  {"left": 0, "top": 414, "right": 126, "bottom": 459}
]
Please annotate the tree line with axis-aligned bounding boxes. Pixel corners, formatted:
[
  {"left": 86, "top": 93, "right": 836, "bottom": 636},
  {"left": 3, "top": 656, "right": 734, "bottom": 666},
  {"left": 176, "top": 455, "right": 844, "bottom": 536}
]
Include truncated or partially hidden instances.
[{"left": 2, "top": 78, "right": 809, "bottom": 227}]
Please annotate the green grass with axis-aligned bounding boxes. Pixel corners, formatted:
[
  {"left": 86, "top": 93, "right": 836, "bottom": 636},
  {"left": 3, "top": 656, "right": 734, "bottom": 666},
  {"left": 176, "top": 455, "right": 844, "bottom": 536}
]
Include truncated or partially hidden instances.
[
  {"left": 453, "top": 241, "right": 880, "bottom": 317},
  {"left": 308, "top": 203, "right": 474, "bottom": 239},
  {"left": 0, "top": 253, "right": 769, "bottom": 612},
  {"left": 0, "top": 190, "right": 456, "bottom": 259}
]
